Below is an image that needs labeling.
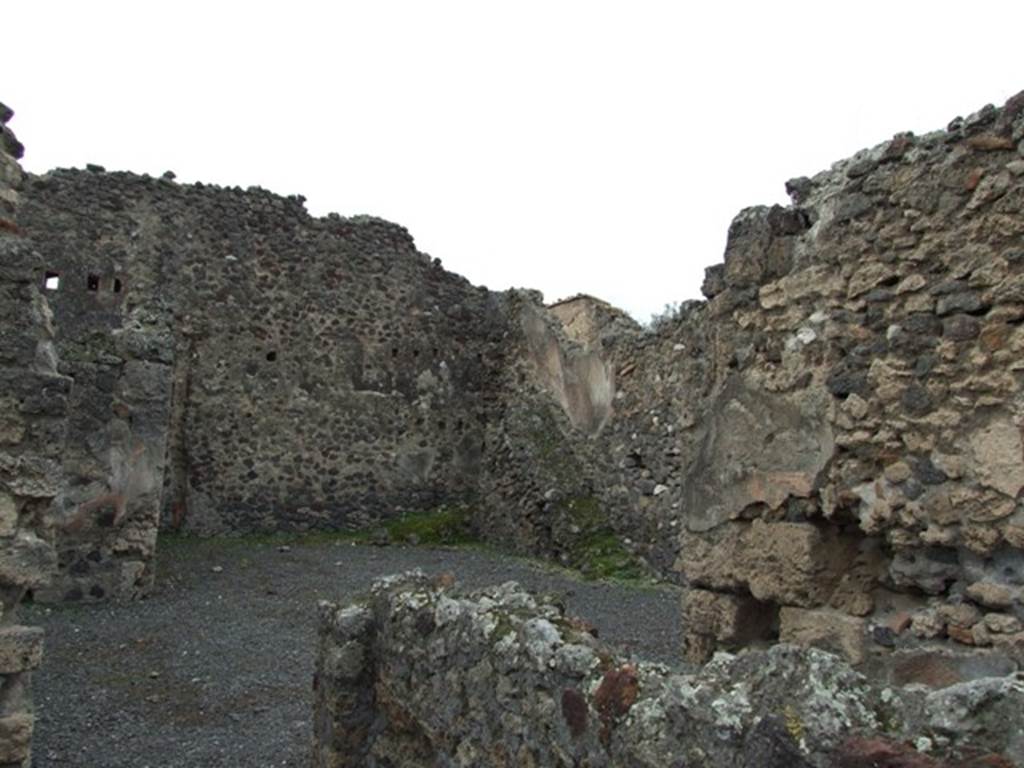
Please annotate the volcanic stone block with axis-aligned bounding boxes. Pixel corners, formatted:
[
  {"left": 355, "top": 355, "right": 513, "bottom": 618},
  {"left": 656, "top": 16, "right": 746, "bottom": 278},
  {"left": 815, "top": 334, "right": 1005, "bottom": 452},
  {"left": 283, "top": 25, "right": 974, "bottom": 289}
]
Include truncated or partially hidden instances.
[
  {"left": 0, "top": 493, "right": 16, "bottom": 537},
  {"left": 682, "top": 588, "right": 776, "bottom": 646},
  {"left": 681, "top": 377, "right": 834, "bottom": 533},
  {"left": 679, "top": 520, "right": 860, "bottom": 608},
  {"left": 0, "top": 531, "right": 56, "bottom": 592},
  {"left": 0, "top": 625, "right": 43, "bottom": 674},
  {"left": 745, "top": 520, "right": 839, "bottom": 606},
  {"left": 780, "top": 607, "right": 867, "bottom": 665},
  {"left": 682, "top": 588, "right": 778, "bottom": 662},
  {"left": 0, "top": 712, "right": 32, "bottom": 765},
  {"left": 967, "top": 415, "right": 1024, "bottom": 498}
]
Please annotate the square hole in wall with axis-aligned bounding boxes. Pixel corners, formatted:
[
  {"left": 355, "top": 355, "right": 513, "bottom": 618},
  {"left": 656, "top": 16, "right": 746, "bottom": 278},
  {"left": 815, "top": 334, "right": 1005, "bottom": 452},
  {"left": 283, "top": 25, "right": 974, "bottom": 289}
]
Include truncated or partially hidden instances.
[
  {"left": 113, "top": 278, "right": 123, "bottom": 293},
  {"left": 44, "top": 271, "right": 60, "bottom": 291},
  {"left": 87, "top": 274, "right": 100, "bottom": 291}
]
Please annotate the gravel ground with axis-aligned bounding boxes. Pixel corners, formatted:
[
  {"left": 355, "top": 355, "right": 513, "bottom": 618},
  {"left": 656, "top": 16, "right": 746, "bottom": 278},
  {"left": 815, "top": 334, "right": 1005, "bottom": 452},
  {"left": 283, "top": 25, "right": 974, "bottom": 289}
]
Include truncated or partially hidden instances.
[{"left": 24, "top": 538, "right": 683, "bottom": 768}]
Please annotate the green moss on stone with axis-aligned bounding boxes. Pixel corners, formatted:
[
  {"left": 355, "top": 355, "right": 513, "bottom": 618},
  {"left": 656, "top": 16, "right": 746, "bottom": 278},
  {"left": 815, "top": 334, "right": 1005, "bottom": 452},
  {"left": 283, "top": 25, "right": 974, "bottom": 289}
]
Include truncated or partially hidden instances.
[
  {"left": 560, "top": 496, "right": 651, "bottom": 583},
  {"left": 574, "top": 531, "right": 647, "bottom": 582},
  {"left": 158, "top": 502, "right": 478, "bottom": 552},
  {"left": 381, "top": 504, "right": 477, "bottom": 546}
]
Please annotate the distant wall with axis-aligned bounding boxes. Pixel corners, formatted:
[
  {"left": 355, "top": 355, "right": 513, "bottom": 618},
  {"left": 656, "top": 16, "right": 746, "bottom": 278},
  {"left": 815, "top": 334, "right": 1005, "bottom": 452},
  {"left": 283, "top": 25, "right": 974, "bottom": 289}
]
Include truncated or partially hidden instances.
[
  {"left": 19, "top": 172, "right": 511, "bottom": 537},
  {"left": 473, "top": 292, "right": 630, "bottom": 570},
  {"left": 16, "top": 168, "right": 513, "bottom": 598}
]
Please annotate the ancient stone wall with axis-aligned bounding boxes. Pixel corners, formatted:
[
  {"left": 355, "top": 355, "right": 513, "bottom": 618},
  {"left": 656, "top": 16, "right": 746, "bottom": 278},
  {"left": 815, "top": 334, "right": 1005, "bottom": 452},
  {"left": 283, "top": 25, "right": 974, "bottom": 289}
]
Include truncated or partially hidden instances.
[
  {"left": 0, "top": 104, "right": 70, "bottom": 768},
  {"left": 676, "top": 93, "right": 1024, "bottom": 665},
  {"left": 15, "top": 167, "right": 511, "bottom": 598},
  {"left": 19, "top": 187, "right": 176, "bottom": 602},
  {"left": 495, "top": 91, "right": 1024, "bottom": 667},
  {"left": 313, "top": 572, "right": 1024, "bottom": 767},
  {"left": 473, "top": 292, "right": 621, "bottom": 567}
]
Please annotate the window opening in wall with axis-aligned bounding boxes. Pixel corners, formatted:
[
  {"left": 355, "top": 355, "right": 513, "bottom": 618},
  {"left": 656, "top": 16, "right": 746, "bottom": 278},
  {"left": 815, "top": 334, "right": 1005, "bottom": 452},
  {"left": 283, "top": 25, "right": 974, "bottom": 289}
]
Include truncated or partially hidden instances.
[
  {"left": 413, "top": 349, "right": 420, "bottom": 358},
  {"left": 266, "top": 351, "right": 278, "bottom": 362},
  {"left": 44, "top": 272, "right": 60, "bottom": 291},
  {"left": 438, "top": 420, "right": 446, "bottom": 430},
  {"left": 113, "top": 278, "right": 123, "bottom": 293},
  {"left": 87, "top": 274, "right": 100, "bottom": 291},
  {"left": 392, "top": 347, "right": 399, "bottom": 358}
]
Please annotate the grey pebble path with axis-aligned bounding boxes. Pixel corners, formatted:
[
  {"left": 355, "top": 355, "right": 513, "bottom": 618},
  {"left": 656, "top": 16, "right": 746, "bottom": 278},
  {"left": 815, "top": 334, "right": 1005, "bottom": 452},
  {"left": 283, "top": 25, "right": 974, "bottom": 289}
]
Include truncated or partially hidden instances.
[{"left": 25, "top": 539, "right": 683, "bottom": 768}]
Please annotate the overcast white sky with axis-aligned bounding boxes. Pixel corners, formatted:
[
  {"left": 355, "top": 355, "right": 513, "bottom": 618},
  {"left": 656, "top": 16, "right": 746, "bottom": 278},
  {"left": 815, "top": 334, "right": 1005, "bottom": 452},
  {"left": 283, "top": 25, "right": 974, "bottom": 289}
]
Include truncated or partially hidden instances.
[{"left": 6, "top": 2, "right": 1023, "bottom": 321}]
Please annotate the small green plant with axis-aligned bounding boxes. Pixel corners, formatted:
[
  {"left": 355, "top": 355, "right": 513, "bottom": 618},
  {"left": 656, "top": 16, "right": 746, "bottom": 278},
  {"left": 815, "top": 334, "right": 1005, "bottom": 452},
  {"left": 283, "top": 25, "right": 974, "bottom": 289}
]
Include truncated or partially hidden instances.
[{"left": 646, "top": 301, "right": 682, "bottom": 332}]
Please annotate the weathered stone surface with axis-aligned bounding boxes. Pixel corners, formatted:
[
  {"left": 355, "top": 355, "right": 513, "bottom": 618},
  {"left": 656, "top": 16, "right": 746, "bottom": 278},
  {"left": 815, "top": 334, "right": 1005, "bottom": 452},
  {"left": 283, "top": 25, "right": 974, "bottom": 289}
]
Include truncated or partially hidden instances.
[
  {"left": 890, "top": 548, "right": 962, "bottom": 596},
  {"left": 885, "top": 647, "right": 1019, "bottom": 689},
  {"left": 745, "top": 520, "right": 855, "bottom": 606},
  {"left": 314, "top": 574, "right": 886, "bottom": 768},
  {"left": 779, "top": 606, "right": 867, "bottom": 664},
  {"left": 966, "top": 581, "right": 1016, "bottom": 610},
  {"left": 519, "top": 302, "right": 614, "bottom": 435},
  {"left": 0, "top": 712, "right": 32, "bottom": 764},
  {"left": 740, "top": 716, "right": 816, "bottom": 768},
  {"left": 0, "top": 531, "right": 56, "bottom": 592},
  {"left": 315, "top": 574, "right": 1024, "bottom": 767},
  {"left": 0, "top": 104, "right": 67, "bottom": 768},
  {"left": 721, "top": 205, "right": 804, "bottom": 291},
  {"left": 526, "top": 88, "right": 1024, "bottom": 662},
  {"left": 0, "top": 492, "right": 16, "bottom": 537},
  {"left": 966, "top": 416, "right": 1024, "bottom": 498},
  {"left": 835, "top": 737, "right": 944, "bottom": 768},
  {"left": 923, "top": 676, "right": 1024, "bottom": 764},
  {"left": 678, "top": 519, "right": 859, "bottom": 607},
  {"left": 0, "top": 624, "right": 43, "bottom": 673},
  {"left": 760, "top": 265, "right": 844, "bottom": 309},
  {"left": 681, "top": 587, "right": 776, "bottom": 661},
  {"left": 313, "top": 603, "right": 377, "bottom": 768},
  {"left": 681, "top": 379, "right": 834, "bottom": 533}
]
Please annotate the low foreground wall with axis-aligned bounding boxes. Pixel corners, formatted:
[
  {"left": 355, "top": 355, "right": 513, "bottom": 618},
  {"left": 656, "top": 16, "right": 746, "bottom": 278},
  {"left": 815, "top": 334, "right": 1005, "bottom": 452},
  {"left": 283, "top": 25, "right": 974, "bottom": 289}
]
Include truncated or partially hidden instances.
[{"left": 313, "top": 573, "right": 1024, "bottom": 768}]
